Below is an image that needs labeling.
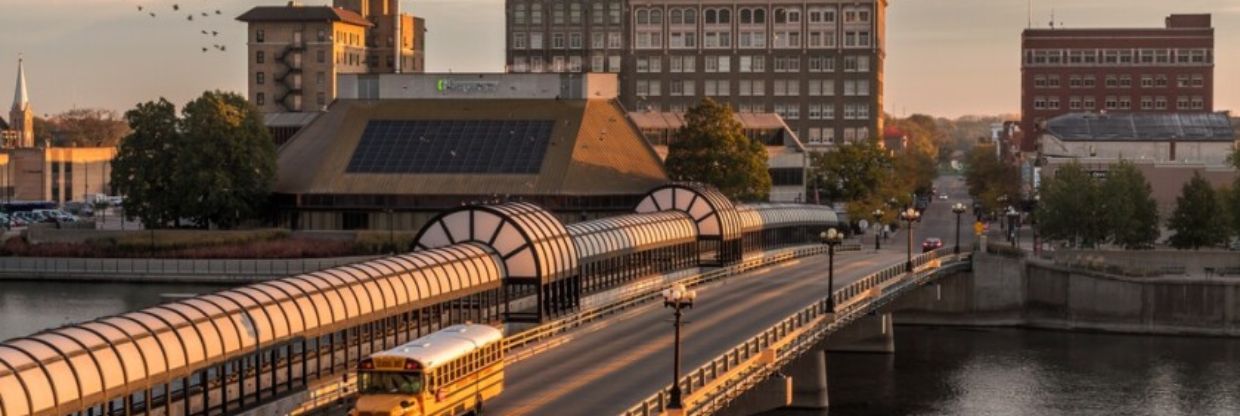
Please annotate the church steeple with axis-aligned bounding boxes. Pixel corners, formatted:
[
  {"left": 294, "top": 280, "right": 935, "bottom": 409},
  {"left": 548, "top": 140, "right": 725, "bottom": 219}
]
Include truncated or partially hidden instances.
[{"left": 9, "top": 56, "right": 33, "bottom": 148}]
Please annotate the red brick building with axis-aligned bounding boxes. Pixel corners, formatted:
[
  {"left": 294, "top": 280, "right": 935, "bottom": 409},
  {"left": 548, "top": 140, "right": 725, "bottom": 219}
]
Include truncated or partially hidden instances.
[{"left": 1020, "top": 14, "right": 1214, "bottom": 152}]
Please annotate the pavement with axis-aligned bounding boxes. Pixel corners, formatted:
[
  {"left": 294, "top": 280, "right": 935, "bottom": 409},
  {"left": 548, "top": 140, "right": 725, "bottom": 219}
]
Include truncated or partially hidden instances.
[{"left": 486, "top": 175, "right": 974, "bottom": 416}]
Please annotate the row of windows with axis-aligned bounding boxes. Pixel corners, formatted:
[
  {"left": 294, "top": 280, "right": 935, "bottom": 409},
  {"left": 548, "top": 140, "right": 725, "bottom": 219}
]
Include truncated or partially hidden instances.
[
  {"left": 631, "top": 55, "right": 868, "bottom": 73},
  {"left": 253, "top": 91, "right": 329, "bottom": 108},
  {"left": 513, "top": 32, "right": 623, "bottom": 49},
  {"left": 633, "top": 6, "right": 870, "bottom": 26},
  {"left": 635, "top": 79, "right": 867, "bottom": 97},
  {"left": 1025, "top": 48, "right": 1213, "bottom": 66},
  {"left": 805, "top": 127, "right": 871, "bottom": 144},
  {"left": 1031, "top": 95, "right": 1206, "bottom": 111},
  {"left": 511, "top": 55, "right": 621, "bottom": 73},
  {"left": 512, "top": 1, "right": 623, "bottom": 25},
  {"left": 1032, "top": 73, "right": 1207, "bottom": 89},
  {"left": 425, "top": 341, "right": 503, "bottom": 392},
  {"left": 630, "top": 29, "right": 871, "bottom": 49}
]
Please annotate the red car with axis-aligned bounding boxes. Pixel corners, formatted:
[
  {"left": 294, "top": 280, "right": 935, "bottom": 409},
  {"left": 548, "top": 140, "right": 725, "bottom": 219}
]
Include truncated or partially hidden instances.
[{"left": 922, "top": 237, "right": 944, "bottom": 252}]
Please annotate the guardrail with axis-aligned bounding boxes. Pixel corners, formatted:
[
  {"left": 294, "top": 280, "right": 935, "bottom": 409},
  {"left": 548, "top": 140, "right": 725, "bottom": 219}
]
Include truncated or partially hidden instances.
[
  {"left": 504, "top": 243, "right": 862, "bottom": 361},
  {"left": 621, "top": 248, "right": 970, "bottom": 416}
]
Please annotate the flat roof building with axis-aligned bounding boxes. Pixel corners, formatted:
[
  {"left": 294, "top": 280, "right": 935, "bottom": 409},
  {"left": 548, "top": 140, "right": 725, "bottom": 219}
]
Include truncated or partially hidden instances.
[
  {"left": 505, "top": 0, "right": 886, "bottom": 149},
  {"left": 1021, "top": 14, "right": 1214, "bottom": 152}
]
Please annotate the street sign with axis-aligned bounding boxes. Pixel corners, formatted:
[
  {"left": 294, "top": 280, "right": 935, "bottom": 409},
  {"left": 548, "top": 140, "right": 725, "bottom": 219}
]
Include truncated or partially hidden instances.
[{"left": 973, "top": 221, "right": 985, "bottom": 236}]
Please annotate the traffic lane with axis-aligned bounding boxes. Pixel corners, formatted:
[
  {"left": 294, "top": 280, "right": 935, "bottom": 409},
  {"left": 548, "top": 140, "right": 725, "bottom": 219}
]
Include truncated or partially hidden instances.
[{"left": 490, "top": 251, "right": 904, "bottom": 416}]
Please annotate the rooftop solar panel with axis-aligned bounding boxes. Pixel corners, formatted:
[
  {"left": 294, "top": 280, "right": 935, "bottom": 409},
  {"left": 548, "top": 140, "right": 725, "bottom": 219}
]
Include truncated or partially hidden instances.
[{"left": 346, "top": 120, "right": 555, "bottom": 174}]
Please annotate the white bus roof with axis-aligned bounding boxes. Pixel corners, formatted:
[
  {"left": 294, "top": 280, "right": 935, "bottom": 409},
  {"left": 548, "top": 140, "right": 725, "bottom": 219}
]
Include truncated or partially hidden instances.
[{"left": 372, "top": 324, "right": 503, "bottom": 369}]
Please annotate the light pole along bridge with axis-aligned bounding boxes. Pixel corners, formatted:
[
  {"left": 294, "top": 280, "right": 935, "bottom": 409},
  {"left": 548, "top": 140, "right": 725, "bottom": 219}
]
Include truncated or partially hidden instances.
[{"left": 0, "top": 183, "right": 867, "bottom": 416}]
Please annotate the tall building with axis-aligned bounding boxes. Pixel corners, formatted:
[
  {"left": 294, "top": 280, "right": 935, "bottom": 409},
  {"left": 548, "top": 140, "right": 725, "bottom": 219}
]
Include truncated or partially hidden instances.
[
  {"left": 504, "top": 0, "right": 886, "bottom": 149},
  {"left": 5, "top": 58, "right": 33, "bottom": 148},
  {"left": 1020, "top": 14, "right": 1214, "bottom": 152},
  {"left": 237, "top": 0, "right": 426, "bottom": 114}
]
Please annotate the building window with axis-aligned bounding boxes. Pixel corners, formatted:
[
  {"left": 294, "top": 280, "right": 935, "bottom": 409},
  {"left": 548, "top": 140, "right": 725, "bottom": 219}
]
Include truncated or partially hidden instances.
[
  {"left": 704, "top": 80, "right": 730, "bottom": 96},
  {"left": 1155, "top": 96, "right": 1168, "bottom": 110},
  {"left": 808, "top": 56, "right": 834, "bottom": 72},
  {"left": 530, "top": 33, "right": 544, "bottom": 49},
  {"left": 774, "top": 57, "right": 801, "bottom": 73},
  {"left": 552, "top": 33, "right": 565, "bottom": 49},
  {"left": 342, "top": 212, "right": 369, "bottom": 230},
  {"left": 669, "top": 80, "right": 695, "bottom": 96},
  {"left": 1083, "top": 76, "right": 1096, "bottom": 88},
  {"left": 669, "top": 56, "right": 695, "bottom": 73},
  {"left": 317, "top": 50, "right": 325, "bottom": 63},
  {"left": 636, "top": 79, "right": 662, "bottom": 96},
  {"left": 609, "top": 3, "right": 621, "bottom": 24},
  {"left": 1105, "top": 96, "right": 1118, "bottom": 110},
  {"left": 256, "top": 93, "right": 265, "bottom": 106},
  {"left": 570, "top": 3, "right": 581, "bottom": 24},
  {"left": 1140, "top": 96, "right": 1153, "bottom": 110},
  {"left": 256, "top": 29, "right": 265, "bottom": 43},
  {"left": 738, "top": 80, "right": 765, "bottom": 96},
  {"left": 608, "top": 55, "right": 621, "bottom": 72},
  {"left": 843, "top": 56, "right": 869, "bottom": 72},
  {"left": 1048, "top": 96, "right": 1060, "bottom": 110},
  {"left": 514, "top": 3, "right": 527, "bottom": 24},
  {"left": 317, "top": 29, "right": 326, "bottom": 41},
  {"left": 317, "top": 72, "right": 325, "bottom": 86},
  {"left": 591, "top": 2, "right": 603, "bottom": 24},
  {"left": 704, "top": 56, "right": 730, "bottom": 73},
  {"left": 1033, "top": 96, "right": 1046, "bottom": 110},
  {"left": 256, "top": 51, "right": 265, "bottom": 64},
  {"left": 1119, "top": 75, "right": 1132, "bottom": 88},
  {"left": 569, "top": 32, "right": 583, "bottom": 49},
  {"left": 1118, "top": 96, "right": 1131, "bottom": 110},
  {"left": 531, "top": 3, "right": 543, "bottom": 24},
  {"left": 739, "top": 56, "right": 765, "bottom": 72},
  {"left": 513, "top": 33, "right": 528, "bottom": 49},
  {"left": 1083, "top": 96, "right": 1096, "bottom": 110},
  {"left": 256, "top": 72, "right": 265, "bottom": 85},
  {"left": 552, "top": 3, "right": 564, "bottom": 24},
  {"left": 608, "top": 32, "right": 622, "bottom": 48},
  {"left": 1069, "top": 96, "right": 1082, "bottom": 110}
]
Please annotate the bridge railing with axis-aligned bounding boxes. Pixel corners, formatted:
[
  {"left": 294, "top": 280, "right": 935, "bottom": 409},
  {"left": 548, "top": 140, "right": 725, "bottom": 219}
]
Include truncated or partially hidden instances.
[
  {"left": 621, "top": 248, "right": 969, "bottom": 416},
  {"left": 505, "top": 243, "right": 862, "bottom": 362}
]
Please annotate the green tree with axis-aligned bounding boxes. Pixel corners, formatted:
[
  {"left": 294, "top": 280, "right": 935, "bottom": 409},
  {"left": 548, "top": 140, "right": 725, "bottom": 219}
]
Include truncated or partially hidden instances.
[
  {"left": 808, "top": 140, "right": 891, "bottom": 205},
  {"left": 963, "top": 144, "right": 1020, "bottom": 214},
  {"left": 111, "top": 99, "right": 182, "bottom": 228},
  {"left": 111, "top": 92, "right": 275, "bottom": 229},
  {"left": 177, "top": 91, "right": 277, "bottom": 228},
  {"left": 49, "top": 108, "right": 131, "bottom": 147},
  {"left": 665, "top": 99, "right": 770, "bottom": 201},
  {"left": 1100, "top": 161, "right": 1159, "bottom": 249},
  {"left": 1167, "top": 172, "right": 1229, "bottom": 249},
  {"left": 1037, "top": 162, "right": 1105, "bottom": 247}
]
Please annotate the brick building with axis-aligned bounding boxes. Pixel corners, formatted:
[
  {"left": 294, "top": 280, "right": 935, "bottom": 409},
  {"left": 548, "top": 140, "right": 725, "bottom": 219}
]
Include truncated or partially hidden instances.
[
  {"left": 237, "top": 0, "right": 426, "bottom": 114},
  {"left": 1021, "top": 14, "right": 1214, "bottom": 152},
  {"left": 505, "top": 0, "right": 886, "bottom": 149}
]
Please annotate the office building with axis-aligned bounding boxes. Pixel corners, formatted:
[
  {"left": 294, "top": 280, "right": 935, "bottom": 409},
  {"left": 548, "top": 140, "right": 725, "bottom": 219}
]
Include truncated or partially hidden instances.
[
  {"left": 237, "top": 0, "right": 426, "bottom": 114},
  {"left": 1021, "top": 14, "right": 1214, "bottom": 152},
  {"left": 504, "top": 0, "right": 886, "bottom": 148}
]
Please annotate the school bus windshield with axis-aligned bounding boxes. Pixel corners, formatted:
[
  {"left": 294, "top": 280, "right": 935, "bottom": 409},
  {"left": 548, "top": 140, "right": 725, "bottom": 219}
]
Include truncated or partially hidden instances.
[{"left": 359, "top": 371, "right": 423, "bottom": 395}]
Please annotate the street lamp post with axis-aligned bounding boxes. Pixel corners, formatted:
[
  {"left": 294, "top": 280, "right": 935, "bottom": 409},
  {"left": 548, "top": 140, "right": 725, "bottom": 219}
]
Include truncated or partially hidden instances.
[
  {"left": 871, "top": 209, "right": 884, "bottom": 251},
  {"left": 820, "top": 228, "right": 843, "bottom": 312},
  {"left": 900, "top": 207, "right": 920, "bottom": 272},
  {"left": 663, "top": 283, "right": 697, "bottom": 412},
  {"left": 951, "top": 203, "right": 967, "bottom": 254},
  {"left": 1006, "top": 206, "right": 1020, "bottom": 248}
]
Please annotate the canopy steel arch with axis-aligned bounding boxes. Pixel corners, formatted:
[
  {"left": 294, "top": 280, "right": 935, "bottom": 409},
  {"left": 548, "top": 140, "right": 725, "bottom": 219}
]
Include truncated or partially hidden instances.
[{"left": 635, "top": 183, "right": 744, "bottom": 265}]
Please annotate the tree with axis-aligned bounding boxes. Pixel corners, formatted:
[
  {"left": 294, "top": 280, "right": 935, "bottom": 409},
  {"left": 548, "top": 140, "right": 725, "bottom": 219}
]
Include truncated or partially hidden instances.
[
  {"left": 50, "top": 108, "right": 131, "bottom": 147},
  {"left": 111, "top": 91, "right": 275, "bottom": 229},
  {"left": 1099, "top": 161, "right": 1159, "bottom": 249},
  {"left": 963, "top": 144, "right": 1020, "bottom": 215},
  {"left": 1037, "top": 162, "right": 1105, "bottom": 247},
  {"left": 665, "top": 99, "right": 770, "bottom": 201},
  {"left": 808, "top": 140, "right": 891, "bottom": 205},
  {"left": 1167, "top": 172, "right": 1229, "bottom": 250},
  {"left": 111, "top": 99, "right": 182, "bottom": 228}
]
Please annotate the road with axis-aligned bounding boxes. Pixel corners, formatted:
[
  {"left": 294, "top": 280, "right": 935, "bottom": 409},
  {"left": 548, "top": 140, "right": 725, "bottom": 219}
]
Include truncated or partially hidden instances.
[{"left": 488, "top": 176, "right": 972, "bottom": 416}]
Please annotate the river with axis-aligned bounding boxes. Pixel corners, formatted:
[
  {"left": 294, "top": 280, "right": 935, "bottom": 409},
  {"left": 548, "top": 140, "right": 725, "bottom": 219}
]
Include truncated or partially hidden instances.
[
  {"left": 0, "top": 280, "right": 231, "bottom": 341},
  {"left": 824, "top": 326, "right": 1240, "bottom": 416}
]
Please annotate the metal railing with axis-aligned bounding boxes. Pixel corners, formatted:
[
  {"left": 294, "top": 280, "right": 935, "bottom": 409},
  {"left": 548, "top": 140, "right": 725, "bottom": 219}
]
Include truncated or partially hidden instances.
[
  {"left": 504, "top": 243, "right": 862, "bottom": 361},
  {"left": 0, "top": 255, "right": 380, "bottom": 281},
  {"left": 621, "top": 248, "right": 971, "bottom": 416}
]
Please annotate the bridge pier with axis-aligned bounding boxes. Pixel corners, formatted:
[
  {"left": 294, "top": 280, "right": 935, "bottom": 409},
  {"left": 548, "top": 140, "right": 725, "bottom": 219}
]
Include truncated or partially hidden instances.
[
  {"left": 787, "top": 349, "right": 830, "bottom": 409},
  {"left": 826, "top": 312, "right": 895, "bottom": 353},
  {"left": 713, "top": 374, "right": 793, "bottom": 416}
]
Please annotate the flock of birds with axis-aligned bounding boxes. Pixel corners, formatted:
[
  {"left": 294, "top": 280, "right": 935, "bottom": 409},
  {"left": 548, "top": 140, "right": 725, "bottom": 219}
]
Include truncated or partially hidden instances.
[{"left": 135, "top": 3, "right": 229, "bottom": 53}]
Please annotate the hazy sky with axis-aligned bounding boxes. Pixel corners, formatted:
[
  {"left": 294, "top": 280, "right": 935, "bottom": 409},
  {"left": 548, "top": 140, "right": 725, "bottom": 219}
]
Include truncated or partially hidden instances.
[{"left": 0, "top": 0, "right": 1236, "bottom": 118}]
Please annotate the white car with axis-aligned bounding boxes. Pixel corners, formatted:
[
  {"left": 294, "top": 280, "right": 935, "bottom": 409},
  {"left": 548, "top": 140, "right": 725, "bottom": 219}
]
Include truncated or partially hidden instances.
[{"left": 939, "top": 194, "right": 949, "bottom": 200}]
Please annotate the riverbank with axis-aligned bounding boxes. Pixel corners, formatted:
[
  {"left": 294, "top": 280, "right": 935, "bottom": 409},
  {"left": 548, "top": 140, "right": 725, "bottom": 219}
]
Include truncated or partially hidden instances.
[{"left": 891, "top": 250, "right": 1240, "bottom": 337}]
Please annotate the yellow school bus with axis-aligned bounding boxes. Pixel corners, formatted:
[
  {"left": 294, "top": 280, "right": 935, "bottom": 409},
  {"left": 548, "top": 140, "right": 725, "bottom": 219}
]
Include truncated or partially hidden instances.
[{"left": 352, "top": 324, "right": 504, "bottom": 416}]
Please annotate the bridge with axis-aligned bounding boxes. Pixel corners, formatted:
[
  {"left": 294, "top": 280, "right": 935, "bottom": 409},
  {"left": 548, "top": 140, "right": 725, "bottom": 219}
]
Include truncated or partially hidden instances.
[{"left": 0, "top": 181, "right": 976, "bottom": 416}]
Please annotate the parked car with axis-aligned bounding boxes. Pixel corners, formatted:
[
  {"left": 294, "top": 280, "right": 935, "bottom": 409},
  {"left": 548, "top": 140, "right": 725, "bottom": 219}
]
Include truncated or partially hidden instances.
[
  {"left": 939, "top": 194, "right": 949, "bottom": 200},
  {"left": 14, "top": 211, "right": 47, "bottom": 223},
  {"left": 922, "top": 237, "right": 944, "bottom": 252}
]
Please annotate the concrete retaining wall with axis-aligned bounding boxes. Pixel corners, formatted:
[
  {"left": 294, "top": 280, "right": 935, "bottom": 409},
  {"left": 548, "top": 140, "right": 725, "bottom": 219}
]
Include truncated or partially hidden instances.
[
  {"left": 893, "top": 252, "right": 1240, "bottom": 337},
  {"left": 0, "top": 255, "right": 380, "bottom": 283}
]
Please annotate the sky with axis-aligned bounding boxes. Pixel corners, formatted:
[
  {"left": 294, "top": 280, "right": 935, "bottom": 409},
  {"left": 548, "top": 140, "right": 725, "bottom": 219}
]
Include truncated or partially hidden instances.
[{"left": 0, "top": 0, "right": 1236, "bottom": 119}]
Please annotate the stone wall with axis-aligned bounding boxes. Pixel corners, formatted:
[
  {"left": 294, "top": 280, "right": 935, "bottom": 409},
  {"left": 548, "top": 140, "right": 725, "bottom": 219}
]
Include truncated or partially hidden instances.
[{"left": 892, "top": 251, "right": 1240, "bottom": 337}]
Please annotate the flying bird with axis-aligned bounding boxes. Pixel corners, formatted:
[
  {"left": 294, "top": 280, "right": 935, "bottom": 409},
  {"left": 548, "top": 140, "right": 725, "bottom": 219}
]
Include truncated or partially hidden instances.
[
  {"left": 149, "top": 12, "right": 156, "bottom": 17},
  {"left": 215, "top": 10, "right": 221, "bottom": 15},
  {"left": 187, "top": 15, "right": 193, "bottom": 21},
  {"left": 201, "top": 30, "right": 208, "bottom": 35},
  {"left": 211, "top": 31, "right": 219, "bottom": 36},
  {"left": 172, "top": 4, "right": 179, "bottom": 11},
  {"left": 202, "top": 47, "right": 208, "bottom": 53},
  {"left": 137, "top": 5, "right": 143, "bottom": 11},
  {"left": 201, "top": 12, "right": 208, "bottom": 17}
]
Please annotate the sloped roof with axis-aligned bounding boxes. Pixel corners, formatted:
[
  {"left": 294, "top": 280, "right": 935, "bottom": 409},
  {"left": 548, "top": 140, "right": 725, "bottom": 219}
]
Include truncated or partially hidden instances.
[
  {"left": 236, "top": 6, "right": 372, "bottom": 27},
  {"left": 1045, "top": 112, "right": 1235, "bottom": 142},
  {"left": 275, "top": 99, "right": 668, "bottom": 196}
]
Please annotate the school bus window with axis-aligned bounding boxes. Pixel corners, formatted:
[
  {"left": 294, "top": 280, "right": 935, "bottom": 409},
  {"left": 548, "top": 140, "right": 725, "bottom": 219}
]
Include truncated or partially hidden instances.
[{"left": 359, "top": 372, "right": 424, "bottom": 394}]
